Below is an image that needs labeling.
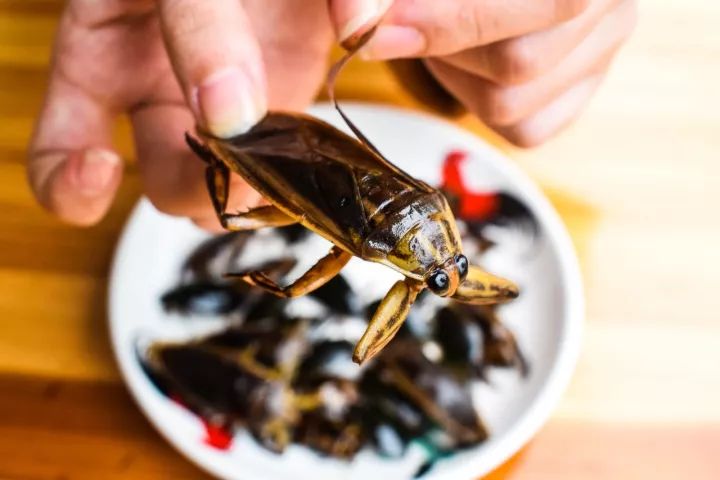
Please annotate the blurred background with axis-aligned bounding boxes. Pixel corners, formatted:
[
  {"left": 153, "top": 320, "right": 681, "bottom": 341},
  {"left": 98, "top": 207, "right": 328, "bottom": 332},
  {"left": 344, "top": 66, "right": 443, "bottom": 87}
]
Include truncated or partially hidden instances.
[{"left": 0, "top": 0, "right": 718, "bottom": 479}]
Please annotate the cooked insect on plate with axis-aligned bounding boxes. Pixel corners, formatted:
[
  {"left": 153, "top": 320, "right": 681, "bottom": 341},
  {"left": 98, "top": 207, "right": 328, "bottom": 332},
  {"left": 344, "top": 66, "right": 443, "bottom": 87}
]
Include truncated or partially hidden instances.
[
  {"left": 142, "top": 211, "right": 531, "bottom": 467},
  {"left": 185, "top": 29, "right": 519, "bottom": 364}
]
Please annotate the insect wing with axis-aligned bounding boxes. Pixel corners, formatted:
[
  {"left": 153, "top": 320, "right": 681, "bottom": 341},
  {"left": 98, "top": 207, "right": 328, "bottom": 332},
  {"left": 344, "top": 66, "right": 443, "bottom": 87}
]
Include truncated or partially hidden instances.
[{"left": 214, "top": 113, "right": 413, "bottom": 250}]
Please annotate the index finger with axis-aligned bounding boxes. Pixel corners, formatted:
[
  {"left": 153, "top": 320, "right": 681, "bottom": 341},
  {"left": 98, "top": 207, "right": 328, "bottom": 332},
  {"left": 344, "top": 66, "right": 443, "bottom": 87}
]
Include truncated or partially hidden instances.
[
  {"left": 159, "top": 0, "right": 267, "bottom": 138},
  {"left": 355, "top": 0, "right": 590, "bottom": 58}
]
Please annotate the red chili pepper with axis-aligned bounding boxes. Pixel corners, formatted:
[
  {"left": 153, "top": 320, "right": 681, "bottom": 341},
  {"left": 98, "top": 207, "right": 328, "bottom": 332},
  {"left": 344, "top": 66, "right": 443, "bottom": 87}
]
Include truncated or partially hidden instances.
[
  {"left": 169, "top": 393, "right": 234, "bottom": 450},
  {"left": 442, "top": 150, "right": 468, "bottom": 193},
  {"left": 442, "top": 150, "right": 499, "bottom": 221},
  {"left": 202, "top": 419, "right": 234, "bottom": 450}
]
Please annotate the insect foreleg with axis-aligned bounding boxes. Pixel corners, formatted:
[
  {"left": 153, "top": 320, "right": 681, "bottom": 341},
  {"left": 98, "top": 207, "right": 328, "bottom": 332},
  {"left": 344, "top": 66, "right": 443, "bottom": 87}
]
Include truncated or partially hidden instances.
[
  {"left": 205, "top": 160, "right": 231, "bottom": 221},
  {"left": 221, "top": 205, "right": 296, "bottom": 231},
  {"left": 225, "top": 246, "right": 351, "bottom": 297},
  {"left": 451, "top": 266, "right": 519, "bottom": 305},
  {"left": 186, "top": 133, "right": 295, "bottom": 231},
  {"left": 352, "top": 279, "right": 423, "bottom": 364},
  {"left": 205, "top": 163, "right": 295, "bottom": 230}
]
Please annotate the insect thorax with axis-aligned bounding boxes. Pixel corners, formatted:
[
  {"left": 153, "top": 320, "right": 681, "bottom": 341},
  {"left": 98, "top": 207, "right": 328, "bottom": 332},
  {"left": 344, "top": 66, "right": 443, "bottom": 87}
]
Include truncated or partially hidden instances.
[
  {"left": 357, "top": 170, "right": 420, "bottom": 229},
  {"left": 361, "top": 186, "right": 462, "bottom": 279}
]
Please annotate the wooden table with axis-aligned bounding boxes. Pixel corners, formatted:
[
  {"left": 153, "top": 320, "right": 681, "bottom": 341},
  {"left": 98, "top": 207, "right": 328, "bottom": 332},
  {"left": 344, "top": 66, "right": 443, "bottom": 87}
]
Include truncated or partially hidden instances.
[{"left": 1, "top": 1, "right": 718, "bottom": 478}]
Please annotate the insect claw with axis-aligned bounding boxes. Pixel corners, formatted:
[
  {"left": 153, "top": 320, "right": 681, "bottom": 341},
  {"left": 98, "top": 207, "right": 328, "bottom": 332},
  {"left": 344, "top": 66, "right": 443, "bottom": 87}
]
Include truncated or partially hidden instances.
[
  {"left": 352, "top": 338, "right": 388, "bottom": 364},
  {"left": 353, "top": 335, "right": 390, "bottom": 364},
  {"left": 352, "top": 341, "right": 381, "bottom": 365}
]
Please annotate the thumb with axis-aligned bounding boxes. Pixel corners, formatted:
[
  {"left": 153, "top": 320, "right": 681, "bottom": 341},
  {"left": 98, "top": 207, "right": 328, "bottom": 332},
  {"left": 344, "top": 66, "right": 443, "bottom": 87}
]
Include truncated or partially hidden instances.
[
  {"left": 28, "top": 76, "right": 123, "bottom": 226},
  {"left": 329, "top": 0, "right": 394, "bottom": 44}
]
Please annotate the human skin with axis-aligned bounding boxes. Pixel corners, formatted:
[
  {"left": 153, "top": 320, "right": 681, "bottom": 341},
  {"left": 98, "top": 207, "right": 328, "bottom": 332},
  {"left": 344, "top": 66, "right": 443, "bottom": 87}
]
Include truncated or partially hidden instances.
[{"left": 27, "top": 0, "right": 636, "bottom": 228}]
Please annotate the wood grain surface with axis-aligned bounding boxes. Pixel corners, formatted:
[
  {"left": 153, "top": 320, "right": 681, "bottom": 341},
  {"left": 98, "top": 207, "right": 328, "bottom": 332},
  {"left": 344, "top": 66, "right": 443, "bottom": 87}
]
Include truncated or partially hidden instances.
[{"left": 1, "top": 0, "right": 719, "bottom": 478}]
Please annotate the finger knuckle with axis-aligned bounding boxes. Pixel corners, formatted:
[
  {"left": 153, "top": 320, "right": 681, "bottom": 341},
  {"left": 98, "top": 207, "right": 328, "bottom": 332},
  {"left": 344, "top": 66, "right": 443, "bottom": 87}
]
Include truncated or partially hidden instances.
[
  {"left": 476, "top": 87, "right": 521, "bottom": 126},
  {"left": 490, "top": 40, "right": 541, "bottom": 86},
  {"left": 502, "top": 127, "right": 546, "bottom": 149}
]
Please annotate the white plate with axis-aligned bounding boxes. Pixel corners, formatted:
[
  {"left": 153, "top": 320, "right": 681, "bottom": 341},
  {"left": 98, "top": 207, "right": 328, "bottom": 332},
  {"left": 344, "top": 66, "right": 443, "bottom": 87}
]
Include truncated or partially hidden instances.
[{"left": 109, "top": 103, "right": 583, "bottom": 480}]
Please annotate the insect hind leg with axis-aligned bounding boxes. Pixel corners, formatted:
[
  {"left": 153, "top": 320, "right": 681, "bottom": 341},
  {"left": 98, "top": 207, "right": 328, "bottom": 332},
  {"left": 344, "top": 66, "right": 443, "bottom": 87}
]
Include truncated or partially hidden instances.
[
  {"left": 222, "top": 206, "right": 297, "bottom": 231},
  {"left": 226, "top": 246, "right": 351, "bottom": 297}
]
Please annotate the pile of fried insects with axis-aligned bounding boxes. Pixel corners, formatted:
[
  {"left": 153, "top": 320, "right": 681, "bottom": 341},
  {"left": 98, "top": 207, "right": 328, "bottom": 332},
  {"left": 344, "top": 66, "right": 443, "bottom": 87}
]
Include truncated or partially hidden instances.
[{"left": 139, "top": 185, "right": 533, "bottom": 474}]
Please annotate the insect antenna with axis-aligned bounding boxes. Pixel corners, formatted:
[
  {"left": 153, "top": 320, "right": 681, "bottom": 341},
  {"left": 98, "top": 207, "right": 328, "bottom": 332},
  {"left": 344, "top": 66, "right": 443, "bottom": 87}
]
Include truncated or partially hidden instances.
[{"left": 326, "top": 27, "right": 387, "bottom": 160}]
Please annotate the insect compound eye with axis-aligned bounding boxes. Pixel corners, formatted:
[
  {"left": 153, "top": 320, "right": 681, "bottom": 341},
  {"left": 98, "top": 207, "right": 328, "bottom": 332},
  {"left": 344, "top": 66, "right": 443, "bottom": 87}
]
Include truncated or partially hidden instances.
[
  {"left": 455, "top": 254, "right": 469, "bottom": 281},
  {"left": 427, "top": 270, "right": 451, "bottom": 296}
]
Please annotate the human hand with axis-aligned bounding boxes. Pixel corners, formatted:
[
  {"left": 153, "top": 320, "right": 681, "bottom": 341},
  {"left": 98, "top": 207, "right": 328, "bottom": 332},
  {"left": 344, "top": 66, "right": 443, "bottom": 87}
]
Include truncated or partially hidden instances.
[
  {"left": 28, "top": 0, "right": 333, "bottom": 227},
  {"left": 29, "top": 0, "right": 636, "bottom": 228},
  {"left": 330, "top": 0, "right": 637, "bottom": 147}
]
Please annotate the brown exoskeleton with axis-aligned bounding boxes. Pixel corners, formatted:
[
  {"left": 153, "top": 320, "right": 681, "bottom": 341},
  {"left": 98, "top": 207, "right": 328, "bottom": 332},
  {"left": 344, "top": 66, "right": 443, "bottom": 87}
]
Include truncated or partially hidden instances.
[{"left": 185, "top": 30, "right": 519, "bottom": 365}]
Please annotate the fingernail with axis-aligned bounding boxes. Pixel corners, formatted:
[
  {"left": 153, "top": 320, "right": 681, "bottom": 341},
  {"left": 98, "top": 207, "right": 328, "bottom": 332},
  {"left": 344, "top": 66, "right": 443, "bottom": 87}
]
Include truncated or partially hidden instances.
[
  {"left": 338, "top": 0, "right": 394, "bottom": 42},
  {"left": 75, "top": 148, "right": 121, "bottom": 195},
  {"left": 359, "top": 25, "right": 426, "bottom": 60},
  {"left": 196, "top": 67, "right": 266, "bottom": 138}
]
